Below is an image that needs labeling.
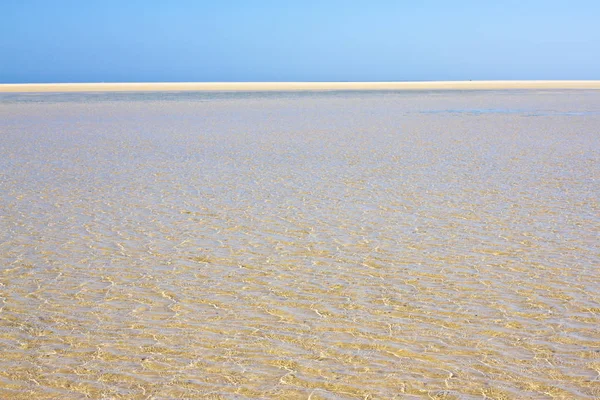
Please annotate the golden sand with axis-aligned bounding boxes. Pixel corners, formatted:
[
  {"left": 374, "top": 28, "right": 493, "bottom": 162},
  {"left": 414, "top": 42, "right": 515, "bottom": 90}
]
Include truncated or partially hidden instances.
[
  {"left": 1, "top": 90, "right": 599, "bottom": 399},
  {"left": 1, "top": 80, "right": 600, "bottom": 92}
]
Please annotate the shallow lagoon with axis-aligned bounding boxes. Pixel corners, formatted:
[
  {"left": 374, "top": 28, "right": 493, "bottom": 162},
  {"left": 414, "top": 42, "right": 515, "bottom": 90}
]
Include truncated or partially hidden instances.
[{"left": 0, "top": 90, "right": 599, "bottom": 399}]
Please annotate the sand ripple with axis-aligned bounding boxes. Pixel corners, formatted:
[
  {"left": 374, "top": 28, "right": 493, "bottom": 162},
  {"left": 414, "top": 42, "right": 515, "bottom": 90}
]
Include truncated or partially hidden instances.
[{"left": 0, "top": 90, "right": 599, "bottom": 399}]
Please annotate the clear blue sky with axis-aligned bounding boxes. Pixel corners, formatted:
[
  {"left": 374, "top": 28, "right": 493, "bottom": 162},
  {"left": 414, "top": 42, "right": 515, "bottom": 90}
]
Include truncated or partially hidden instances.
[{"left": 1, "top": 0, "right": 598, "bottom": 83}]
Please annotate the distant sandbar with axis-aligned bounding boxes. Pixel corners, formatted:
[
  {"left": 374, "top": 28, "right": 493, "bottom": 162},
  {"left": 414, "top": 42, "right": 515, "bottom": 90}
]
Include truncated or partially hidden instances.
[{"left": 1, "top": 81, "right": 600, "bottom": 93}]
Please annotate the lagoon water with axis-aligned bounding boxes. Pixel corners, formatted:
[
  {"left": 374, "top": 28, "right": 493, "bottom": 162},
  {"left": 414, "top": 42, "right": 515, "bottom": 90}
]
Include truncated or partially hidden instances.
[{"left": 0, "top": 90, "right": 599, "bottom": 399}]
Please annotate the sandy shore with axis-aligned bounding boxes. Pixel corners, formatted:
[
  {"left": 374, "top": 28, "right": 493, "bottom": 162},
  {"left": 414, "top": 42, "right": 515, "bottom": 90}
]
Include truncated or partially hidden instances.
[{"left": 1, "top": 81, "right": 600, "bottom": 93}]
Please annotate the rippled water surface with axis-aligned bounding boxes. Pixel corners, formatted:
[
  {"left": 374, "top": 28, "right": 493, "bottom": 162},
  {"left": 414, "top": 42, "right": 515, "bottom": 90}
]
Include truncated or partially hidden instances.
[{"left": 1, "top": 90, "right": 599, "bottom": 399}]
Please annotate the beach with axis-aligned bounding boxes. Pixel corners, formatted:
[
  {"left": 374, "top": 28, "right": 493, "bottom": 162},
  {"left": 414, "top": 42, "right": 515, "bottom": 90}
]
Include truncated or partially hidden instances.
[
  {"left": 1, "top": 80, "right": 600, "bottom": 92},
  {"left": 1, "top": 89, "right": 599, "bottom": 398}
]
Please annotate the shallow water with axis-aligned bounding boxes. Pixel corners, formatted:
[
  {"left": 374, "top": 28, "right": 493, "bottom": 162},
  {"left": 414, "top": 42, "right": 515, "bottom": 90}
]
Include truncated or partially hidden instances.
[{"left": 0, "top": 90, "right": 599, "bottom": 399}]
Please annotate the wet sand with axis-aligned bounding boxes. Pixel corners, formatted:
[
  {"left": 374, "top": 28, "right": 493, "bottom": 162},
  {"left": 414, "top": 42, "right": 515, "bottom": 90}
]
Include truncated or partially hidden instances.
[
  {"left": 0, "top": 90, "right": 599, "bottom": 399},
  {"left": 1, "top": 80, "right": 600, "bottom": 92}
]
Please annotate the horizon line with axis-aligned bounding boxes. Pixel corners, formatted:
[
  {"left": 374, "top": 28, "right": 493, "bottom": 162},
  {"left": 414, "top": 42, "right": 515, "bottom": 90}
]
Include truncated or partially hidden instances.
[{"left": 2, "top": 80, "right": 600, "bottom": 93}]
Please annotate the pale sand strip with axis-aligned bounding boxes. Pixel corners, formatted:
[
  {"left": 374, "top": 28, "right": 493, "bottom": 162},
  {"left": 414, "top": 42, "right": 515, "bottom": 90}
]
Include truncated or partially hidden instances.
[{"left": 1, "top": 81, "right": 600, "bottom": 93}]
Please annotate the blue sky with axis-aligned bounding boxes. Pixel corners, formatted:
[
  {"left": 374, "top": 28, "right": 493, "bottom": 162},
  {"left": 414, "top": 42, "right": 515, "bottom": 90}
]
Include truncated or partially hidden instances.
[{"left": 1, "top": 0, "right": 598, "bottom": 83}]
